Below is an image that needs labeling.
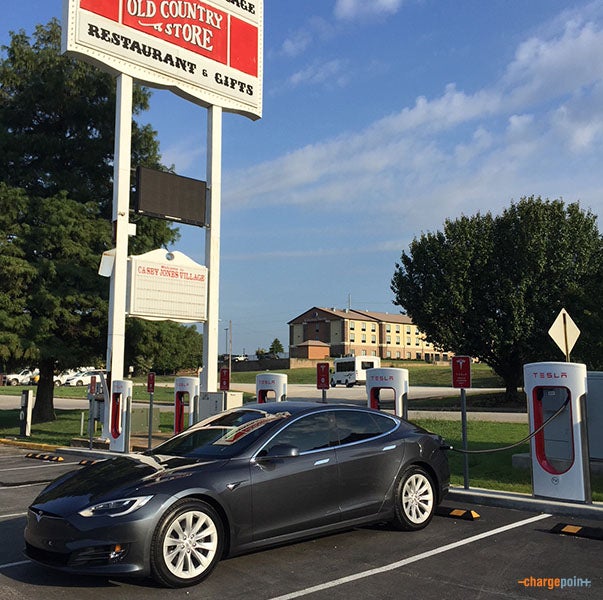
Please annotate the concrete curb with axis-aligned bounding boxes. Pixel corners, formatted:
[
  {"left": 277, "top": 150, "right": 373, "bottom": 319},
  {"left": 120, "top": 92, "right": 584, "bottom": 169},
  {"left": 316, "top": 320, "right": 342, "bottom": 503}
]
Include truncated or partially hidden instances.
[
  {"left": 0, "top": 438, "right": 60, "bottom": 452},
  {"left": 448, "top": 486, "right": 603, "bottom": 519}
]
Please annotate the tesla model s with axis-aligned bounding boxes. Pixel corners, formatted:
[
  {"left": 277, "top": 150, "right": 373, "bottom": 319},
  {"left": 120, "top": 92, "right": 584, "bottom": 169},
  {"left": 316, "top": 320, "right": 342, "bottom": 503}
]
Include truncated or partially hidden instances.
[{"left": 24, "top": 402, "right": 450, "bottom": 588}]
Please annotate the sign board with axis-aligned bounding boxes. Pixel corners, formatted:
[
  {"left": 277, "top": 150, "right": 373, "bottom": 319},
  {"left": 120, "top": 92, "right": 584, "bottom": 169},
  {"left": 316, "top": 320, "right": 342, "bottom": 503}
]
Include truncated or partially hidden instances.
[
  {"left": 127, "top": 249, "right": 208, "bottom": 322},
  {"left": 147, "top": 371, "right": 156, "bottom": 393},
  {"left": 62, "top": 0, "right": 263, "bottom": 119},
  {"left": 135, "top": 166, "right": 207, "bottom": 226},
  {"left": 452, "top": 356, "right": 472, "bottom": 389},
  {"left": 219, "top": 367, "right": 230, "bottom": 391},
  {"left": 548, "top": 308, "right": 580, "bottom": 360},
  {"left": 316, "top": 362, "right": 330, "bottom": 390}
]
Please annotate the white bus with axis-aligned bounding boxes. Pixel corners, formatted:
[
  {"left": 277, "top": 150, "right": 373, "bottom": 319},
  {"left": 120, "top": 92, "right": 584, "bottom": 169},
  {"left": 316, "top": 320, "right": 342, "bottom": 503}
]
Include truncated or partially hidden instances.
[{"left": 330, "top": 356, "right": 381, "bottom": 387}]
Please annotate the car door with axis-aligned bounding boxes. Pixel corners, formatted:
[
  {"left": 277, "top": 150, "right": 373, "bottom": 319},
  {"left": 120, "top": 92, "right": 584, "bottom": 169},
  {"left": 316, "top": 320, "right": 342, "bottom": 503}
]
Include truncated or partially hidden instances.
[
  {"left": 334, "top": 410, "right": 403, "bottom": 520},
  {"left": 250, "top": 411, "right": 340, "bottom": 541}
]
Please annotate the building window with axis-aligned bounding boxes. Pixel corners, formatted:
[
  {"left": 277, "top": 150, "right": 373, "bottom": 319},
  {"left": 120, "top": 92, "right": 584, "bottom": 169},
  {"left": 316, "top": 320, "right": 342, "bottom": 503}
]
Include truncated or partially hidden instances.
[
  {"left": 396, "top": 351, "right": 401, "bottom": 359},
  {"left": 406, "top": 326, "right": 411, "bottom": 334},
  {"left": 362, "top": 334, "right": 366, "bottom": 343},
  {"left": 386, "top": 351, "right": 391, "bottom": 358},
  {"left": 386, "top": 324, "right": 391, "bottom": 332},
  {"left": 386, "top": 335, "right": 391, "bottom": 344},
  {"left": 371, "top": 351, "right": 377, "bottom": 356},
  {"left": 371, "top": 335, "right": 376, "bottom": 343},
  {"left": 406, "top": 337, "right": 411, "bottom": 345},
  {"left": 350, "top": 333, "right": 355, "bottom": 342},
  {"left": 350, "top": 321, "right": 355, "bottom": 330},
  {"left": 396, "top": 325, "right": 401, "bottom": 333},
  {"left": 361, "top": 350, "right": 367, "bottom": 356},
  {"left": 396, "top": 336, "right": 400, "bottom": 345},
  {"left": 371, "top": 324, "right": 376, "bottom": 332},
  {"left": 361, "top": 323, "right": 366, "bottom": 331}
]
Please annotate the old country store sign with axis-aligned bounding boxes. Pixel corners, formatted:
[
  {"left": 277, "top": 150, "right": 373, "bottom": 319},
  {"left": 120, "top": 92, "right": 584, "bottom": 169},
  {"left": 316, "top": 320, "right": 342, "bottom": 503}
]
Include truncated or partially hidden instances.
[{"left": 62, "top": 0, "right": 263, "bottom": 119}]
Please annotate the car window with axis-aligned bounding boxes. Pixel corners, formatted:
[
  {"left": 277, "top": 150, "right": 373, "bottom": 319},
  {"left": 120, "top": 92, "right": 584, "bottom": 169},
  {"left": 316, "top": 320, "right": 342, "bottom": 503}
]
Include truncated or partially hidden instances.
[
  {"left": 334, "top": 410, "right": 397, "bottom": 445},
  {"left": 153, "top": 412, "right": 290, "bottom": 459},
  {"left": 262, "top": 412, "right": 337, "bottom": 454}
]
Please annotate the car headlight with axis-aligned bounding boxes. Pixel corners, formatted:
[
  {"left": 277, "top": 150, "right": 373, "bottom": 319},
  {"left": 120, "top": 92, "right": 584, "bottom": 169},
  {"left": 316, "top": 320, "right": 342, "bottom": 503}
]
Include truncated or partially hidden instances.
[{"left": 78, "top": 495, "right": 153, "bottom": 518}]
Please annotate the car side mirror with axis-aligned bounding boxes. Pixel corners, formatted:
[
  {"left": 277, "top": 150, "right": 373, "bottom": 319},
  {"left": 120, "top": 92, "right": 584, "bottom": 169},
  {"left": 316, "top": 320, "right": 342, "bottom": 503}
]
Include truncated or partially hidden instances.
[{"left": 258, "top": 443, "right": 300, "bottom": 461}]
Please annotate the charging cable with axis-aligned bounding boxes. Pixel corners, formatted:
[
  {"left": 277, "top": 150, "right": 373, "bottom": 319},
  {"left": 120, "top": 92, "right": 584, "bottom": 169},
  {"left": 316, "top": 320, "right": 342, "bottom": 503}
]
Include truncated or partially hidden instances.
[{"left": 448, "top": 396, "right": 570, "bottom": 455}]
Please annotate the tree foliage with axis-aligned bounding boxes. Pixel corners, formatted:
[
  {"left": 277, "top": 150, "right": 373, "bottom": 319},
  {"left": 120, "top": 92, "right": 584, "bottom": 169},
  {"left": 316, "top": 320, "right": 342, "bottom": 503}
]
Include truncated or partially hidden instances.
[
  {"left": 125, "top": 320, "right": 203, "bottom": 375},
  {"left": 0, "top": 20, "right": 181, "bottom": 421},
  {"left": 391, "top": 196, "right": 602, "bottom": 399}
]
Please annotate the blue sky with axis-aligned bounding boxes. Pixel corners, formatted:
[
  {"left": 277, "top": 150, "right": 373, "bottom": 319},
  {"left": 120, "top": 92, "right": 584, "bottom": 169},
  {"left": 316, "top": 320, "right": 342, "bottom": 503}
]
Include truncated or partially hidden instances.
[{"left": 4, "top": 1, "right": 603, "bottom": 356}]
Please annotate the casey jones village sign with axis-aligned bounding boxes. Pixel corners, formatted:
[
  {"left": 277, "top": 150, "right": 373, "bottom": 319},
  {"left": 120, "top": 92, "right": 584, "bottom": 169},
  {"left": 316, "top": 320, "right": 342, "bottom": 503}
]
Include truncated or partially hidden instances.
[{"left": 62, "top": 0, "right": 263, "bottom": 119}]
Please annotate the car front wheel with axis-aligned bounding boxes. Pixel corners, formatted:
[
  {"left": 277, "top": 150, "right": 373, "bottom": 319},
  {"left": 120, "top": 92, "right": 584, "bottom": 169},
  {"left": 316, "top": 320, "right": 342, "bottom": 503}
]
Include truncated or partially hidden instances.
[
  {"left": 391, "top": 466, "right": 436, "bottom": 531},
  {"left": 151, "top": 499, "right": 224, "bottom": 588}
]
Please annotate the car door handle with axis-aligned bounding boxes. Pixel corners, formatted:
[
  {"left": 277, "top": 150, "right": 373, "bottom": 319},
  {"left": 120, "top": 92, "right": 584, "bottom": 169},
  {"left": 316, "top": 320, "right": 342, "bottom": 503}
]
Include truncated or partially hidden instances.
[
  {"left": 314, "top": 458, "right": 330, "bottom": 466},
  {"left": 382, "top": 445, "right": 396, "bottom": 451}
]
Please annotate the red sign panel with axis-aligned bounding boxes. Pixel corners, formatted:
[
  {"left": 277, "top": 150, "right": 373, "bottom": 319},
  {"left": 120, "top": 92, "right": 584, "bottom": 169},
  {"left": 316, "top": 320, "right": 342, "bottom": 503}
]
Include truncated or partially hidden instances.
[
  {"left": 147, "top": 371, "right": 156, "bottom": 393},
  {"left": 452, "top": 356, "right": 472, "bottom": 389},
  {"left": 316, "top": 362, "right": 330, "bottom": 390},
  {"left": 219, "top": 367, "right": 230, "bottom": 391}
]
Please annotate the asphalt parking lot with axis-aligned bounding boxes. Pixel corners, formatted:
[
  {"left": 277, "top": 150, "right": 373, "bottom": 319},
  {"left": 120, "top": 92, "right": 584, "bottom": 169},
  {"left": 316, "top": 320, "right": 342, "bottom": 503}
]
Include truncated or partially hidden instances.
[{"left": 0, "top": 445, "right": 601, "bottom": 600}]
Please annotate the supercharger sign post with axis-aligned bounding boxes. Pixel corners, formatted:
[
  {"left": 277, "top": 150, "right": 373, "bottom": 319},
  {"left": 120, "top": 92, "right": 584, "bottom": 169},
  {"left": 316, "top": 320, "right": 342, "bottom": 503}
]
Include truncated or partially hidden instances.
[{"left": 62, "top": 1, "right": 263, "bottom": 446}]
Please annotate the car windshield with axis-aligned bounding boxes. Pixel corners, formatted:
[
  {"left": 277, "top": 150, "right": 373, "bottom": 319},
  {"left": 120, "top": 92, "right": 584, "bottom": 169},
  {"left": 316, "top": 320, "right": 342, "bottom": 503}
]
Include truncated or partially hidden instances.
[{"left": 150, "top": 409, "right": 291, "bottom": 459}]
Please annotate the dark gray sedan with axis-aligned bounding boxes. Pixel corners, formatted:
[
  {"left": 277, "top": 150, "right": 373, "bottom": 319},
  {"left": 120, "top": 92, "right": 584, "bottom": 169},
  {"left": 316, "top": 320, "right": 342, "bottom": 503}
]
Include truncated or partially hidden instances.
[{"left": 24, "top": 402, "right": 450, "bottom": 588}]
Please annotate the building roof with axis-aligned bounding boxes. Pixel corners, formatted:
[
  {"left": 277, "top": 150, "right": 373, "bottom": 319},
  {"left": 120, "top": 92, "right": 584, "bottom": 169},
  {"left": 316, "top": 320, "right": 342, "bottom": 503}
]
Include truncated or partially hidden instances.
[{"left": 288, "top": 306, "right": 413, "bottom": 325}]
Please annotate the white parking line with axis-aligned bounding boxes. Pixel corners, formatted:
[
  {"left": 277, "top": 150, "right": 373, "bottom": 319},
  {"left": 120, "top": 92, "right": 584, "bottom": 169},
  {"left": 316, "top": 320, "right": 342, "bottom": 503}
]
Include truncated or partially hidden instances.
[
  {"left": 0, "top": 483, "right": 50, "bottom": 490},
  {"left": 269, "top": 513, "right": 553, "bottom": 600},
  {"left": 0, "top": 560, "right": 30, "bottom": 570},
  {"left": 0, "top": 461, "right": 80, "bottom": 473},
  {"left": 0, "top": 512, "right": 27, "bottom": 520}
]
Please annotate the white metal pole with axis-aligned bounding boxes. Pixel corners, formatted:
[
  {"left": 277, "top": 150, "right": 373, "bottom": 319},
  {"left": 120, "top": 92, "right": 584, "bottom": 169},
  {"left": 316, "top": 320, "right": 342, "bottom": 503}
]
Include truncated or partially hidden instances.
[
  {"left": 106, "top": 74, "right": 133, "bottom": 384},
  {"left": 201, "top": 105, "right": 223, "bottom": 392}
]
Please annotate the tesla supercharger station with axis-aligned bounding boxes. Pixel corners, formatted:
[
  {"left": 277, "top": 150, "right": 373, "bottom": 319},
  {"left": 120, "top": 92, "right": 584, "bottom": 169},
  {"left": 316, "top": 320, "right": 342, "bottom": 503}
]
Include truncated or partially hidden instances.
[
  {"left": 366, "top": 368, "right": 409, "bottom": 419},
  {"left": 523, "top": 362, "right": 591, "bottom": 502},
  {"left": 174, "top": 377, "right": 199, "bottom": 434},
  {"left": 256, "top": 373, "right": 287, "bottom": 403},
  {"left": 109, "top": 379, "right": 132, "bottom": 453}
]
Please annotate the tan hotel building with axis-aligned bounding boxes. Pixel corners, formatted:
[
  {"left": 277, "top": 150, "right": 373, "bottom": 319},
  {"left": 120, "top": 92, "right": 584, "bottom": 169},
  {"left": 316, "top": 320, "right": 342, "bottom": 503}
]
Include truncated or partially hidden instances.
[{"left": 288, "top": 307, "right": 451, "bottom": 361}]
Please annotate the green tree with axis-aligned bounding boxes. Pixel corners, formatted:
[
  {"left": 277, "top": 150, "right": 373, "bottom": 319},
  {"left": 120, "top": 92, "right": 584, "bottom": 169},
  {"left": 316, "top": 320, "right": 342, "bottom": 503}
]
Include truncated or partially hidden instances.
[
  {"left": 391, "top": 197, "right": 602, "bottom": 400},
  {"left": 125, "top": 320, "right": 203, "bottom": 375},
  {"left": 269, "top": 338, "right": 284, "bottom": 356},
  {"left": 0, "top": 21, "right": 178, "bottom": 421}
]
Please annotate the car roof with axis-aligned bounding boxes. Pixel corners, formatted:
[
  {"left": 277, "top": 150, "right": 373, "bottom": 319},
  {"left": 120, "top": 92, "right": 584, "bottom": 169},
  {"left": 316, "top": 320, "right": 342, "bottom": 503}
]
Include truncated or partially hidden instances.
[{"left": 239, "top": 401, "right": 390, "bottom": 417}]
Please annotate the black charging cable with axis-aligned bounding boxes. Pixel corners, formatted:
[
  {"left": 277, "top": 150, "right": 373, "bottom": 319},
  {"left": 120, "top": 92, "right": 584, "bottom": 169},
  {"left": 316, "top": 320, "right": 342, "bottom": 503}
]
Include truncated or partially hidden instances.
[{"left": 448, "top": 396, "right": 570, "bottom": 455}]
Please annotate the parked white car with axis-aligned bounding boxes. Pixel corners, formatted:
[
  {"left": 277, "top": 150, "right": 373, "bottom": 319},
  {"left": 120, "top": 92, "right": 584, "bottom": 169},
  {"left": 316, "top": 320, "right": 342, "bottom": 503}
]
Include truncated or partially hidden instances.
[
  {"left": 53, "top": 370, "right": 79, "bottom": 387},
  {"left": 63, "top": 370, "right": 102, "bottom": 387}
]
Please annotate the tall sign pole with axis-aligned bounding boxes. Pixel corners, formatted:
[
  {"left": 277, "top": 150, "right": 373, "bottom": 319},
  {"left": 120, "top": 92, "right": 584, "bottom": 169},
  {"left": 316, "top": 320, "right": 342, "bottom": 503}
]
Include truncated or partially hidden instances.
[
  {"left": 106, "top": 73, "right": 133, "bottom": 384},
  {"left": 201, "top": 105, "right": 223, "bottom": 393}
]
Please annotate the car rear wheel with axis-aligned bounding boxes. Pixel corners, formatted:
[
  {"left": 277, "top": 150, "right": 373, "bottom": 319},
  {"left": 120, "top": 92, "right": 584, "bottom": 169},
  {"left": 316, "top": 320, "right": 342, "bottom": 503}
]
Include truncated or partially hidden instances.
[
  {"left": 151, "top": 499, "right": 224, "bottom": 588},
  {"left": 391, "top": 466, "right": 435, "bottom": 531}
]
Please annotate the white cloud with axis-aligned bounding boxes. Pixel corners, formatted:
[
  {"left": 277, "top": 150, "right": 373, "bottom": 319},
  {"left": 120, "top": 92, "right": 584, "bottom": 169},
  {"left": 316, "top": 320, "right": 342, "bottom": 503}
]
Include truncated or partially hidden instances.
[
  {"left": 287, "top": 59, "right": 349, "bottom": 88},
  {"left": 334, "top": 0, "right": 405, "bottom": 21},
  {"left": 225, "top": 9, "right": 603, "bottom": 243}
]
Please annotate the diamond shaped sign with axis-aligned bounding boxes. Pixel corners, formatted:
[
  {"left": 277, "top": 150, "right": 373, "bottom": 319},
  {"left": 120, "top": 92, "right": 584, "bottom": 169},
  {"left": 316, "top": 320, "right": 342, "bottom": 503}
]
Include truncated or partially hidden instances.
[{"left": 548, "top": 308, "right": 580, "bottom": 360}]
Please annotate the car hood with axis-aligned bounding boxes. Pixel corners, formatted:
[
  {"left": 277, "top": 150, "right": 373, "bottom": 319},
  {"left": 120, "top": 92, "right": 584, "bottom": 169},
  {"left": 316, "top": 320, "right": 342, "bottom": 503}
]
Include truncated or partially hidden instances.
[{"left": 30, "top": 453, "right": 226, "bottom": 517}]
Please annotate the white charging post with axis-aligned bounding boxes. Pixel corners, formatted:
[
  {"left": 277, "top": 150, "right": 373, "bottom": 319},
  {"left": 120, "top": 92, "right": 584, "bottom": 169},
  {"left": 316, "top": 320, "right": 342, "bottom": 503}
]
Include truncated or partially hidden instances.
[
  {"left": 256, "top": 373, "right": 287, "bottom": 403},
  {"left": 366, "top": 368, "right": 409, "bottom": 418},
  {"left": 109, "top": 379, "right": 132, "bottom": 453},
  {"left": 523, "top": 362, "right": 591, "bottom": 503},
  {"left": 174, "top": 377, "right": 199, "bottom": 434}
]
